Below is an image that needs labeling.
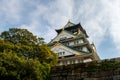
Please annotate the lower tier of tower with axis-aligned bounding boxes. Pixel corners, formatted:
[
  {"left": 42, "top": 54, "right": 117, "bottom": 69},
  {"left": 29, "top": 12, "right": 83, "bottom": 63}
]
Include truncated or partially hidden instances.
[{"left": 57, "top": 54, "right": 97, "bottom": 66}]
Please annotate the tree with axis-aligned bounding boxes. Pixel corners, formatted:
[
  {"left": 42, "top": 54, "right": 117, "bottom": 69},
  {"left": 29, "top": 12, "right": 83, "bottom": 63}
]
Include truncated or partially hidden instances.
[
  {"left": 0, "top": 38, "right": 14, "bottom": 52},
  {"left": 36, "top": 44, "right": 58, "bottom": 65},
  {"left": 0, "top": 38, "right": 57, "bottom": 80},
  {"left": 0, "top": 28, "right": 58, "bottom": 64},
  {"left": 0, "top": 28, "right": 58, "bottom": 80},
  {"left": 0, "top": 51, "right": 44, "bottom": 80},
  {"left": 0, "top": 28, "right": 44, "bottom": 45}
]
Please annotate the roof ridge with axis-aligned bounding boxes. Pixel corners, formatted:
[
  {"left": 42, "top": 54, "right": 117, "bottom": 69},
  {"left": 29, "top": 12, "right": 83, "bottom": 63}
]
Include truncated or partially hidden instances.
[
  {"left": 64, "top": 30, "right": 84, "bottom": 37},
  {"left": 60, "top": 43, "right": 87, "bottom": 54},
  {"left": 64, "top": 20, "right": 75, "bottom": 28},
  {"left": 58, "top": 43, "right": 81, "bottom": 54},
  {"left": 61, "top": 43, "right": 91, "bottom": 54},
  {"left": 63, "top": 30, "right": 76, "bottom": 36}
]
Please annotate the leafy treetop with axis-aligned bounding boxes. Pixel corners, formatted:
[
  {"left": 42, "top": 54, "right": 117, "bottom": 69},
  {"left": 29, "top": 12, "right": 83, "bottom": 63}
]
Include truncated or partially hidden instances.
[{"left": 0, "top": 28, "right": 44, "bottom": 45}]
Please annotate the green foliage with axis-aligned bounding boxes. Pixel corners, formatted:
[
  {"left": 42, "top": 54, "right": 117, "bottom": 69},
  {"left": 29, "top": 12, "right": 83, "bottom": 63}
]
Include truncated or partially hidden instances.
[
  {"left": 0, "top": 28, "right": 44, "bottom": 45},
  {"left": 0, "top": 51, "right": 44, "bottom": 80},
  {"left": 0, "top": 28, "right": 58, "bottom": 80},
  {"left": 99, "top": 59, "right": 118, "bottom": 71},
  {"left": 85, "top": 61, "right": 98, "bottom": 72},
  {"left": 0, "top": 28, "right": 58, "bottom": 64},
  {"left": 36, "top": 44, "right": 58, "bottom": 65}
]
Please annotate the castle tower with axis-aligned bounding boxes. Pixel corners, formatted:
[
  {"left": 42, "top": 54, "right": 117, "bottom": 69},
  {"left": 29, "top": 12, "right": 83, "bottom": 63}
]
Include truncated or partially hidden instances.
[{"left": 48, "top": 20, "right": 100, "bottom": 65}]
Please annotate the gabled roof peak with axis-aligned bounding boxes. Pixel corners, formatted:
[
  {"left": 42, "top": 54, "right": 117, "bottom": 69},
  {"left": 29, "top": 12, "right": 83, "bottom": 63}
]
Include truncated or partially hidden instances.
[
  {"left": 64, "top": 20, "right": 75, "bottom": 28},
  {"left": 68, "top": 19, "right": 70, "bottom": 23}
]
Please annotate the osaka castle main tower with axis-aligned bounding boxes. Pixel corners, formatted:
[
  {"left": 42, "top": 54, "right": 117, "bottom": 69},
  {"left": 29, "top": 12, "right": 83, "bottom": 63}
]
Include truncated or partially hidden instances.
[{"left": 48, "top": 20, "right": 100, "bottom": 65}]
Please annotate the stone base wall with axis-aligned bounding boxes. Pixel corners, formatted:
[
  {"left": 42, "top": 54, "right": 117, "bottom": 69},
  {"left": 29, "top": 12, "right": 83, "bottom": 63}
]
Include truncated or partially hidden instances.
[{"left": 50, "top": 58, "right": 120, "bottom": 80}]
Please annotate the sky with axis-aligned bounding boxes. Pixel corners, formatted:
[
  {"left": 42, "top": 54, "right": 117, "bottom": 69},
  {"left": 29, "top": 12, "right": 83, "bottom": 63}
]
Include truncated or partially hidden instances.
[{"left": 0, "top": 0, "right": 120, "bottom": 59}]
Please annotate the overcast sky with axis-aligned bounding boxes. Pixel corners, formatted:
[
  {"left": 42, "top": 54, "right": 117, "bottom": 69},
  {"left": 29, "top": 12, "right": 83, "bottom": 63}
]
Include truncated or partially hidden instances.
[{"left": 0, "top": 0, "right": 120, "bottom": 59}]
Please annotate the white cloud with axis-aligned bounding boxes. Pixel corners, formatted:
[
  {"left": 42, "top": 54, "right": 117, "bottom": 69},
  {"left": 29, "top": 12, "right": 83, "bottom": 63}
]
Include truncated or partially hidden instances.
[
  {"left": 19, "top": 4, "right": 47, "bottom": 37},
  {"left": 43, "top": 0, "right": 74, "bottom": 28},
  {"left": 42, "top": 0, "right": 74, "bottom": 42},
  {"left": 84, "top": 20, "right": 105, "bottom": 46},
  {"left": 44, "top": 27, "right": 57, "bottom": 43},
  {"left": 19, "top": 0, "right": 74, "bottom": 42},
  {"left": 1, "top": 0, "right": 120, "bottom": 52},
  {"left": 70, "top": 0, "right": 108, "bottom": 47},
  {"left": 0, "top": 0, "right": 21, "bottom": 24},
  {"left": 101, "top": 0, "right": 120, "bottom": 49},
  {"left": 68, "top": 0, "right": 120, "bottom": 51}
]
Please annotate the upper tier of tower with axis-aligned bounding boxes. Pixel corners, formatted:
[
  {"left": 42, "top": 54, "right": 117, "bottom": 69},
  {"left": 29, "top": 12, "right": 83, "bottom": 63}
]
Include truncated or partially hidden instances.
[{"left": 55, "top": 20, "right": 88, "bottom": 38}]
